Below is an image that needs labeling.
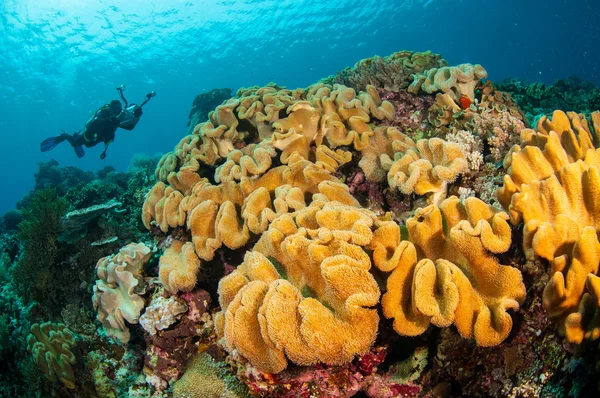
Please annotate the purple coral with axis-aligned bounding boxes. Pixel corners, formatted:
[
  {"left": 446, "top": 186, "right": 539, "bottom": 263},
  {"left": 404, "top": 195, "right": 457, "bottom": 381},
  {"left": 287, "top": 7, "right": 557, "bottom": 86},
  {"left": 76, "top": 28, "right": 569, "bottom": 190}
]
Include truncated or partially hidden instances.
[
  {"left": 143, "top": 289, "right": 212, "bottom": 387},
  {"left": 377, "top": 89, "right": 434, "bottom": 136},
  {"left": 236, "top": 346, "right": 419, "bottom": 398}
]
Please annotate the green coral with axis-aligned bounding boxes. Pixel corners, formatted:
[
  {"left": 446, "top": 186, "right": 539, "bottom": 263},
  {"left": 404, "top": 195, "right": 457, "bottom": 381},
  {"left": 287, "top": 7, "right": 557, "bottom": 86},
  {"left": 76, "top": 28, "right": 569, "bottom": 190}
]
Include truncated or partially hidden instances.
[
  {"left": 27, "top": 322, "right": 77, "bottom": 389},
  {"left": 173, "top": 353, "right": 248, "bottom": 398},
  {"left": 12, "top": 188, "right": 68, "bottom": 306}
]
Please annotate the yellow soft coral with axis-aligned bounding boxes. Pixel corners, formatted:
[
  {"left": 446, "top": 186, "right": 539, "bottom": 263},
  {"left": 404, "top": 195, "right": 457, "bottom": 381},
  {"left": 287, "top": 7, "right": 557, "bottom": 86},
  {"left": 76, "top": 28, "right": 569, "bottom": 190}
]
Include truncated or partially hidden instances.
[
  {"left": 498, "top": 110, "right": 600, "bottom": 343},
  {"left": 215, "top": 202, "right": 381, "bottom": 373},
  {"left": 359, "top": 126, "right": 415, "bottom": 182},
  {"left": 270, "top": 84, "right": 394, "bottom": 164},
  {"left": 182, "top": 158, "right": 358, "bottom": 261},
  {"left": 408, "top": 63, "right": 488, "bottom": 102},
  {"left": 159, "top": 240, "right": 201, "bottom": 293},
  {"left": 370, "top": 196, "right": 525, "bottom": 346},
  {"left": 27, "top": 322, "right": 77, "bottom": 389},
  {"left": 387, "top": 137, "right": 468, "bottom": 204},
  {"left": 497, "top": 110, "right": 596, "bottom": 216}
]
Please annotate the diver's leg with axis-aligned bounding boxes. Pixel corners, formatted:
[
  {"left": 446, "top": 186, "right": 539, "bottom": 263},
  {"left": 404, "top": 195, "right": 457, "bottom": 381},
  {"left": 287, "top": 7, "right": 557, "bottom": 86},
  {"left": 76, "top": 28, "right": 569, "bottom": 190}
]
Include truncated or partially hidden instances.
[
  {"left": 64, "top": 133, "right": 86, "bottom": 147},
  {"left": 40, "top": 133, "right": 69, "bottom": 152}
]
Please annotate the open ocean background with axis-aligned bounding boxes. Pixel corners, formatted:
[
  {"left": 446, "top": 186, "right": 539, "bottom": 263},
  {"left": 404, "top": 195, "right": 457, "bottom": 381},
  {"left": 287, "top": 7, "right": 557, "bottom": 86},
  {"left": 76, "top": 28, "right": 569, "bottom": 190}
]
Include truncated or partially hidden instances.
[{"left": 1, "top": 0, "right": 598, "bottom": 216}]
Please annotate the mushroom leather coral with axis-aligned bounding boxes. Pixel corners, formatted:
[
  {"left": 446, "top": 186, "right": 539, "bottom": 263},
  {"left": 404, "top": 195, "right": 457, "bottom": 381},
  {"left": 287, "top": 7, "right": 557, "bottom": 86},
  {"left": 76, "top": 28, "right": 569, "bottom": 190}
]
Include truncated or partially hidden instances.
[
  {"left": 497, "top": 110, "right": 597, "bottom": 217},
  {"left": 270, "top": 84, "right": 394, "bottom": 164},
  {"left": 92, "top": 243, "right": 152, "bottom": 343},
  {"left": 370, "top": 196, "right": 525, "bottom": 346},
  {"left": 27, "top": 322, "right": 77, "bottom": 389},
  {"left": 153, "top": 83, "right": 393, "bottom": 188},
  {"left": 408, "top": 63, "right": 488, "bottom": 102},
  {"left": 178, "top": 157, "right": 358, "bottom": 261},
  {"left": 505, "top": 150, "right": 600, "bottom": 343},
  {"left": 215, "top": 202, "right": 381, "bottom": 373},
  {"left": 214, "top": 141, "right": 277, "bottom": 183},
  {"left": 387, "top": 137, "right": 468, "bottom": 202},
  {"left": 497, "top": 111, "right": 600, "bottom": 343},
  {"left": 159, "top": 240, "right": 201, "bottom": 293},
  {"left": 359, "top": 126, "right": 415, "bottom": 182},
  {"left": 142, "top": 182, "right": 186, "bottom": 233}
]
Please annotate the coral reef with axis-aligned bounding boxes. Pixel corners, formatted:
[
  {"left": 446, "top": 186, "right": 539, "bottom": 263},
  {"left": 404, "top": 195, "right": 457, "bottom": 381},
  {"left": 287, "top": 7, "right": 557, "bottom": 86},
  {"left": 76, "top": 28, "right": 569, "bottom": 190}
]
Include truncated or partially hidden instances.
[
  {"left": 4, "top": 49, "right": 600, "bottom": 397},
  {"left": 320, "top": 50, "right": 447, "bottom": 92},
  {"left": 497, "top": 76, "right": 600, "bottom": 121},
  {"left": 498, "top": 110, "right": 600, "bottom": 344},
  {"left": 216, "top": 202, "right": 381, "bottom": 373}
]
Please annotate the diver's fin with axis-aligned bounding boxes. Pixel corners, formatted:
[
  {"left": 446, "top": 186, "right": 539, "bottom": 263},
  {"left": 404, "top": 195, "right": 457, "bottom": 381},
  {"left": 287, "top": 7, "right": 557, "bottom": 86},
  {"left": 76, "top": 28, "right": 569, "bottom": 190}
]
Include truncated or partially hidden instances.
[
  {"left": 74, "top": 146, "right": 85, "bottom": 158},
  {"left": 40, "top": 136, "right": 65, "bottom": 152}
]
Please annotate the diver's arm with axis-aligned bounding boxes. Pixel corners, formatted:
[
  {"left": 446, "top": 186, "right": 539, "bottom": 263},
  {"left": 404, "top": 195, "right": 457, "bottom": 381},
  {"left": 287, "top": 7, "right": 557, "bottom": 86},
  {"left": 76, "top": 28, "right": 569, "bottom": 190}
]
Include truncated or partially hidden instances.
[{"left": 119, "top": 123, "right": 136, "bottom": 131}]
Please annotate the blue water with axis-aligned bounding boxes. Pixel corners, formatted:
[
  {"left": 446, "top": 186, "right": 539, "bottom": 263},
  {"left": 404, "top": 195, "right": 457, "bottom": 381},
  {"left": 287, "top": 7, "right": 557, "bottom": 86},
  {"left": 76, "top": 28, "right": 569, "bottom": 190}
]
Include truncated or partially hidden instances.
[{"left": 1, "top": 0, "right": 598, "bottom": 215}]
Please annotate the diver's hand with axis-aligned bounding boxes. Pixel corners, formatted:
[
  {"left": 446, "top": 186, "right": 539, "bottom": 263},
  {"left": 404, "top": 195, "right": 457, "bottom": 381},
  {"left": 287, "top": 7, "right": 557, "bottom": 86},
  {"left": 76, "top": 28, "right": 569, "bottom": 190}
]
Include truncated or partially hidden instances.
[{"left": 100, "top": 152, "right": 106, "bottom": 160}]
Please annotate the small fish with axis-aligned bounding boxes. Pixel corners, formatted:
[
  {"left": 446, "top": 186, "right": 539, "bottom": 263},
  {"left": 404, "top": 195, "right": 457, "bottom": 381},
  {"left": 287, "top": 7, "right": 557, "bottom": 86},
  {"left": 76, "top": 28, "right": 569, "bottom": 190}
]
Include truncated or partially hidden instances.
[{"left": 459, "top": 94, "right": 472, "bottom": 110}]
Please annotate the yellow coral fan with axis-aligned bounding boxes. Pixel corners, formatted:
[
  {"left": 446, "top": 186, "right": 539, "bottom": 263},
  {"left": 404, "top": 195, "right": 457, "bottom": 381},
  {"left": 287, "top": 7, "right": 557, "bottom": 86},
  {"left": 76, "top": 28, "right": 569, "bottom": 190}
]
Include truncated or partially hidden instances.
[
  {"left": 370, "top": 196, "right": 525, "bottom": 346},
  {"left": 408, "top": 63, "right": 488, "bottom": 102},
  {"left": 27, "top": 322, "right": 77, "bottom": 389},
  {"left": 216, "top": 202, "right": 381, "bottom": 373},
  {"left": 387, "top": 137, "right": 468, "bottom": 203},
  {"left": 159, "top": 240, "right": 201, "bottom": 293}
]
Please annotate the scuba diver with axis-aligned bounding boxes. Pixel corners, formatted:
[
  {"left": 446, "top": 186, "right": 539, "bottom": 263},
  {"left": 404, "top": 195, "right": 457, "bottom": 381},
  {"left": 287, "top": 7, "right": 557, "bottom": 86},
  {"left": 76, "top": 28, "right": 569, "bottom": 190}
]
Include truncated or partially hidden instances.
[{"left": 40, "top": 86, "right": 156, "bottom": 159}]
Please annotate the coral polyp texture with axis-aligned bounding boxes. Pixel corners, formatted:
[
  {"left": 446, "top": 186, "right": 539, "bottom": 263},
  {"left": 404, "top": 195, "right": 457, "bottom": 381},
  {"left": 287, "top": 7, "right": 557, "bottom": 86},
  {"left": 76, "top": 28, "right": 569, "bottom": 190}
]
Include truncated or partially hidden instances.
[
  {"left": 371, "top": 196, "right": 525, "bottom": 346},
  {"left": 27, "top": 322, "right": 77, "bottom": 389},
  {"left": 9, "top": 49, "right": 600, "bottom": 397},
  {"left": 215, "top": 202, "right": 382, "bottom": 373},
  {"left": 498, "top": 109, "right": 600, "bottom": 343}
]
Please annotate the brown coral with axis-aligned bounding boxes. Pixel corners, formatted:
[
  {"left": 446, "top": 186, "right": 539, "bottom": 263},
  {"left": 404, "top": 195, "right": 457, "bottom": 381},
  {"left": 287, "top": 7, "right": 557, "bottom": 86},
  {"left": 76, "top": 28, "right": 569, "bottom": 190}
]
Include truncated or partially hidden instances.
[
  {"left": 319, "top": 50, "right": 447, "bottom": 92},
  {"left": 370, "top": 196, "right": 525, "bottom": 346},
  {"left": 215, "top": 202, "right": 381, "bottom": 373}
]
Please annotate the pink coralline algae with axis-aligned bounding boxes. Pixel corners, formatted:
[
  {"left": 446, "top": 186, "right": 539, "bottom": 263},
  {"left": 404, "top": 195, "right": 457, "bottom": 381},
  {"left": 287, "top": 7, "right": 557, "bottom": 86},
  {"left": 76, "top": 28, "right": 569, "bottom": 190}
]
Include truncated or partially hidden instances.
[
  {"left": 143, "top": 289, "right": 212, "bottom": 387},
  {"left": 237, "top": 346, "right": 420, "bottom": 398},
  {"left": 377, "top": 89, "right": 434, "bottom": 136},
  {"left": 347, "top": 170, "right": 385, "bottom": 205}
]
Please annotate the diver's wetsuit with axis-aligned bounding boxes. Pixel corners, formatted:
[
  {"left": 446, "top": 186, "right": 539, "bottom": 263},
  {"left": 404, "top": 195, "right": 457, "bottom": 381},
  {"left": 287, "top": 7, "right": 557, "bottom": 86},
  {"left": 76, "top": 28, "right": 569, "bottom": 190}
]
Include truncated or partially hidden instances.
[
  {"left": 41, "top": 88, "right": 153, "bottom": 158},
  {"left": 65, "top": 106, "right": 134, "bottom": 149},
  {"left": 44, "top": 104, "right": 138, "bottom": 158}
]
